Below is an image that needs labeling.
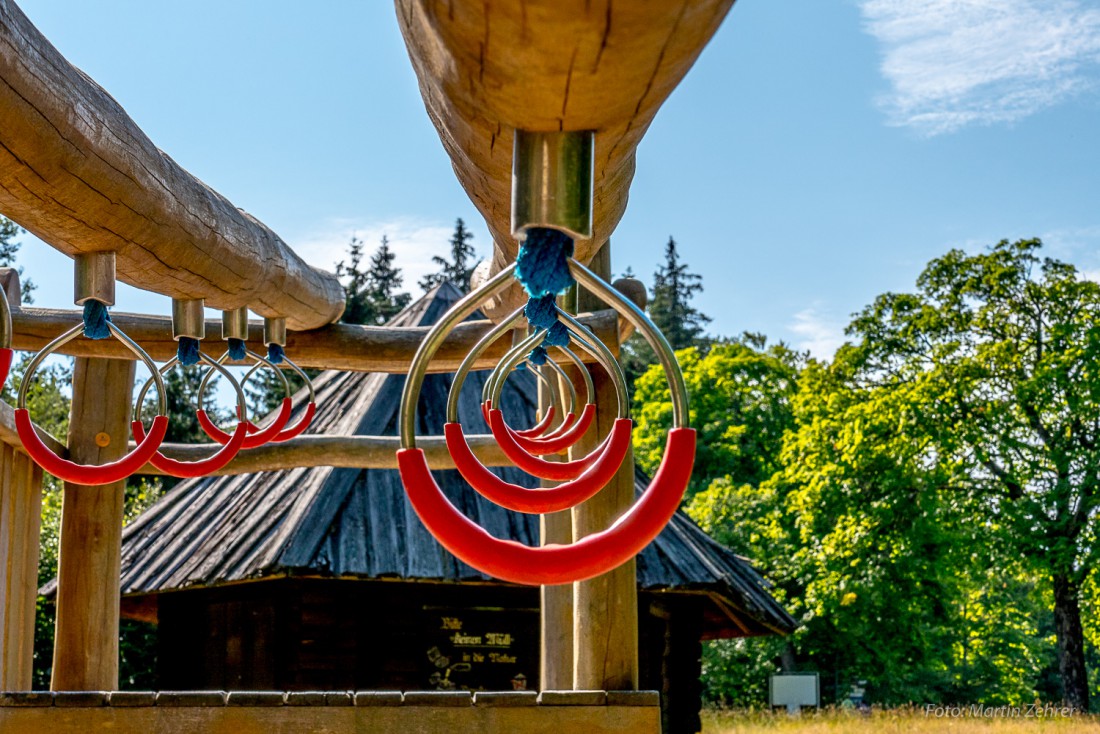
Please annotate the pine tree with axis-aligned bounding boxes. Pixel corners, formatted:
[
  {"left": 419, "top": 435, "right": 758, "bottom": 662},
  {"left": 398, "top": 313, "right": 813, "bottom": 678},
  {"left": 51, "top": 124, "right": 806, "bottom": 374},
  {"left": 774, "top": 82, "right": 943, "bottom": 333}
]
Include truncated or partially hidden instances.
[
  {"left": 419, "top": 218, "right": 478, "bottom": 293},
  {"left": 622, "top": 237, "right": 710, "bottom": 392},
  {"left": 335, "top": 236, "right": 372, "bottom": 325},
  {"left": 365, "top": 235, "right": 411, "bottom": 324},
  {"left": 649, "top": 236, "right": 710, "bottom": 349}
]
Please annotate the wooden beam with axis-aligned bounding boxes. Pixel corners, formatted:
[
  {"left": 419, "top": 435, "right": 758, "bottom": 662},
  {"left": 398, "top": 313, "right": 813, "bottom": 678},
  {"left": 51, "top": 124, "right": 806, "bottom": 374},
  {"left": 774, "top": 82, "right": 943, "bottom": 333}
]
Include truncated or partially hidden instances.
[
  {"left": 135, "top": 434, "right": 517, "bottom": 476},
  {"left": 0, "top": 0, "right": 343, "bottom": 330},
  {"left": 395, "top": 0, "right": 735, "bottom": 315},
  {"left": 0, "top": 445, "right": 43, "bottom": 689},
  {"left": 51, "top": 357, "right": 134, "bottom": 691},
  {"left": 9, "top": 306, "right": 619, "bottom": 374}
]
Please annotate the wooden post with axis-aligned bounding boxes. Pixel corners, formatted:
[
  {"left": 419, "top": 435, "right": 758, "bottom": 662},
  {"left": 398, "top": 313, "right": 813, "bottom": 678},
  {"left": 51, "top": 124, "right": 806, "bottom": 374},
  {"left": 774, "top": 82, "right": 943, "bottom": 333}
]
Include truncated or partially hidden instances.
[
  {"left": 540, "top": 334, "right": 574, "bottom": 691},
  {"left": 571, "top": 244, "right": 639, "bottom": 691},
  {"left": 0, "top": 445, "right": 44, "bottom": 689},
  {"left": 51, "top": 357, "right": 135, "bottom": 691}
]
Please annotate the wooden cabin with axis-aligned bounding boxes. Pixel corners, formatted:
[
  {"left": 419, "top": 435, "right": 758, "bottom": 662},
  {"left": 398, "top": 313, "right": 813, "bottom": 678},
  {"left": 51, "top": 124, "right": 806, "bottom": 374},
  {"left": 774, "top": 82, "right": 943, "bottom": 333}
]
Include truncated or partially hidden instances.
[{"left": 60, "top": 284, "right": 795, "bottom": 734}]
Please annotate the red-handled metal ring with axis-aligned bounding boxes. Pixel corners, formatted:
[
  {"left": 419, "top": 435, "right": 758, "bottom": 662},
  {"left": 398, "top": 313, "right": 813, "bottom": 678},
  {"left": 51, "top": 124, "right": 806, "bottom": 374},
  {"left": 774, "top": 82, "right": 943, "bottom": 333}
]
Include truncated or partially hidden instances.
[
  {"left": 399, "top": 428, "right": 696, "bottom": 585},
  {"left": 489, "top": 407, "right": 614, "bottom": 480},
  {"left": 0, "top": 347, "right": 12, "bottom": 389},
  {"left": 445, "top": 418, "right": 633, "bottom": 512},
  {"left": 199, "top": 397, "right": 292, "bottom": 449},
  {"left": 495, "top": 402, "right": 595, "bottom": 456},
  {"left": 132, "top": 416, "right": 248, "bottom": 478},
  {"left": 17, "top": 411, "right": 169, "bottom": 486}
]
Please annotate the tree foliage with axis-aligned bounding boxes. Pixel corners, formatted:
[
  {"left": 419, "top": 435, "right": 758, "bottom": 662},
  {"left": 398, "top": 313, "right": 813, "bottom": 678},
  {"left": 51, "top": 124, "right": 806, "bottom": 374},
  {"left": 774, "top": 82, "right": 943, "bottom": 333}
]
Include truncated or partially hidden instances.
[
  {"left": 419, "top": 218, "right": 478, "bottom": 293},
  {"left": 336, "top": 234, "right": 411, "bottom": 326},
  {"left": 623, "top": 237, "right": 711, "bottom": 391}
]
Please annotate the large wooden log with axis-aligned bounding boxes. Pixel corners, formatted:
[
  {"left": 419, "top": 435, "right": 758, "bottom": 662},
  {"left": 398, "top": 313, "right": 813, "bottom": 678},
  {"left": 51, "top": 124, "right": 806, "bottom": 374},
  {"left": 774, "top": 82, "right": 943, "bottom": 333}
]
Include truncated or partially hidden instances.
[
  {"left": 8, "top": 306, "right": 619, "bottom": 374},
  {"left": 0, "top": 0, "right": 344, "bottom": 330},
  {"left": 396, "top": 0, "right": 735, "bottom": 315},
  {"left": 51, "top": 357, "right": 134, "bottom": 691}
]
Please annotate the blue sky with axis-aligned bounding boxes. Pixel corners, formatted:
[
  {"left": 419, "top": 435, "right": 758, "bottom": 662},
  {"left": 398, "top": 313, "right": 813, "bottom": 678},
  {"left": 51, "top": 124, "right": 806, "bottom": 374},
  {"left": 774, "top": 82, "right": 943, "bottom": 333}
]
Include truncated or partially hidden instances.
[{"left": 10, "top": 0, "right": 1100, "bottom": 358}]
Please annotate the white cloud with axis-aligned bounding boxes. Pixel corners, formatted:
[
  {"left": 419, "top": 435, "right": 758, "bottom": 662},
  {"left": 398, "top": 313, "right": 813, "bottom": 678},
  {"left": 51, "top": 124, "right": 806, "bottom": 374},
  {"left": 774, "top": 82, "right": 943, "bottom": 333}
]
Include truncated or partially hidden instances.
[
  {"left": 859, "top": 0, "right": 1100, "bottom": 135},
  {"left": 293, "top": 216, "right": 487, "bottom": 295},
  {"left": 789, "top": 305, "right": 847, "bottom": 360}
]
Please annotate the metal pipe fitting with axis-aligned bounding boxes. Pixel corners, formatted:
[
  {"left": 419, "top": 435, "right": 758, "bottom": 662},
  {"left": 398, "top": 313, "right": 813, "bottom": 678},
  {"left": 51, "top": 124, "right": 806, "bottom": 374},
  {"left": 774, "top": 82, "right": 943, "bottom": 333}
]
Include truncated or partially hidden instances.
[
  {"left": 221, "top": 306, "right": 250, "bottom": 341},
  {"left": 171, "top": 298, "right": 206, "bottom": 341},
  {"left": 511, "top": 130, "right": 594, "bottom": 240},
  {"left": 263, "top": 316, "right": 287, "bottom": 347},
  {"left": 73, "top": 252, "right": 116, "bottom": 306}
]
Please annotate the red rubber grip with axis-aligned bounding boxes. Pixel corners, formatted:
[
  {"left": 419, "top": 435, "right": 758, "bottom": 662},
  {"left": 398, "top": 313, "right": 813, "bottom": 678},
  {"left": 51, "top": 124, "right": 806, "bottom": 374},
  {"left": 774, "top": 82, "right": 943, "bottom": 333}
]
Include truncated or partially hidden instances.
[
  {"left": 498, "top": 403, "right": 595, "bottom": 456},
  {"left": 490, "top": 408, "right": 616, "bottom": 480},
  {"left": 483, "top": 400, "right": 557, "bottom": 437},
  {"left": 199, "top": 397, "right": 292, "bottom": 449},
  {"left": 0, "top": 347, "right": 12, "bottom": 389},
  {"left": 512, "top": 404, "right": 557, "bottom": 437},
  {"left": 399, "top": 427, "right": 696, "bottom": 585},
  {"left": 242, "top": 401, "right": 316, "bottom": 443},
  {"left": 132, "top": 416, "right": 248, "bottom": 478},
  {"left": 445, "top": 418, "right": 632, "bottom": 512},
  {"left": 16, "top": 410, "right": 169, "bottom": 486}
]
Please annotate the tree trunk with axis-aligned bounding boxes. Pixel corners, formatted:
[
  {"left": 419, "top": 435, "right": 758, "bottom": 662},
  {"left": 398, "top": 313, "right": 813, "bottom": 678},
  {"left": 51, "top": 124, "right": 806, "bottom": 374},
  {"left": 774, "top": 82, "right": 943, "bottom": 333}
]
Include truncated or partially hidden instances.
[{"left": 1053, "top": 573, "right": 1089, "bottom": 711}]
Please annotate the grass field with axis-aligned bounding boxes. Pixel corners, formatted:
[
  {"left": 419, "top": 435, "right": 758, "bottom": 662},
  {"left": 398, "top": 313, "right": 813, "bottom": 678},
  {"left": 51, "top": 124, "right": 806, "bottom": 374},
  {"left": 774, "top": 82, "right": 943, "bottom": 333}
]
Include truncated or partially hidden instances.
[{"left": 701, "top": 707, "right": 1100, "bottom": 733}]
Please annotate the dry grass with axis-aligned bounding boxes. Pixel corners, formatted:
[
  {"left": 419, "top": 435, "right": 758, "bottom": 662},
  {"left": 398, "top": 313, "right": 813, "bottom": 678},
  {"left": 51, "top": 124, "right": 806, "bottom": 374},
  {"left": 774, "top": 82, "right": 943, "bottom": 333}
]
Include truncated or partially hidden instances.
[{"left": 702, "top": 706, "right": 1100, "bottom": 733}]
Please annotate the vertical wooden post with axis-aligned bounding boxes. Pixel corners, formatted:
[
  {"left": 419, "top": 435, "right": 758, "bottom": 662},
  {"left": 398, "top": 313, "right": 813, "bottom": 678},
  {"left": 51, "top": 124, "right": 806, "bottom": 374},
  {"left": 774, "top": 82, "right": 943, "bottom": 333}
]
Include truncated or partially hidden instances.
[
  {"left": 0, "top": 445, "right": 44, "bottom": 689},
  {"left": 540, "top": 362, "right": 574, "bottom": 690},
  {"left": 51, "top": 357, "right": 135, "bottom": 691},
  {"left": 571, "top": 244, "right": 639, "bottom": 691}
]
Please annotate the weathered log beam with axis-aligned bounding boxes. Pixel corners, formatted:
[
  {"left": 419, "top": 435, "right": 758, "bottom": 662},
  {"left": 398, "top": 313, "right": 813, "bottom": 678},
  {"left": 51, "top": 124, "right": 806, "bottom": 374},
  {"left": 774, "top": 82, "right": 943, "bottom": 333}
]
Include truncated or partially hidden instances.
[
  {"left": 136, "top": 434, "right": 513, "bottom": 476},
  {"left": 396, "top": 0, "right": 734, "bottom": 316},
  {"left": 9, "top": 306, "right": 619, "bottom": 374},
  {"left": 0, "top": 0, "right": 344, "bottom": 330}
]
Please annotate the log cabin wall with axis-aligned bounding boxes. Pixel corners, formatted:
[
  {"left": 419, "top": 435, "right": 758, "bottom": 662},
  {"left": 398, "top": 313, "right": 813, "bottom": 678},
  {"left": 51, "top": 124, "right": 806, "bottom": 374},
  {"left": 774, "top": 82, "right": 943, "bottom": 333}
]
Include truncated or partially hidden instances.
[{"left": 153, "top": 579, "right": 706, "bottom": 733}]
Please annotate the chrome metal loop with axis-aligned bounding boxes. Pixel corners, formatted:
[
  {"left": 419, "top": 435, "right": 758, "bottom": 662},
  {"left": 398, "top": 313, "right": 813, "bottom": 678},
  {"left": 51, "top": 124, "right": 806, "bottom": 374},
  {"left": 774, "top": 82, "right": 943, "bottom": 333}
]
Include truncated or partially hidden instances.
[
  {"left": 135, "top": 353, "right": 247, "bottom": 423},
  {"left": 568, "top": 258, "right": 689, "bottom": 428},
  {"left": 18, "top": 321, "right": 167, "bottom": 416}
]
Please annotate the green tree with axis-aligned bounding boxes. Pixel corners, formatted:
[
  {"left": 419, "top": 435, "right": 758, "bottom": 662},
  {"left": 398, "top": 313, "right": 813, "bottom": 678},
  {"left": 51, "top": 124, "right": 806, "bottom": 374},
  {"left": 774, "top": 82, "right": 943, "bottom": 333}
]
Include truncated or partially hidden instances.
[
  {"left": 0, "top": 216, "right": 36, "bottom": 304},
  {"left": 835, "top": 238, "right": 1098, "bottom": 709},
  {"left": 622, "top": 238, "right": 710, "bottom": 391},
  {"left": 633, "top": 337, "right": 799, "bottom": 497},
  {"left": 419, "top": 218, "right": 478, "bottom": 293},
  {"left": 335, "top": 234, "right": 411, "bottom": 326}
]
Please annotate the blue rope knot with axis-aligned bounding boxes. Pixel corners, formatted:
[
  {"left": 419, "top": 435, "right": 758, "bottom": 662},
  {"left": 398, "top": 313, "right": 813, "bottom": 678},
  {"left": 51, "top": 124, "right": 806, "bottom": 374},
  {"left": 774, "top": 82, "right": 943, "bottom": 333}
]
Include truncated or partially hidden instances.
[
  {"left": 529, "top": 345, "right": 549, "bottom": 366},
  {"left": 515, "top": 227, "right": 575, "bottom": 298},
  {"left": 82, "top": 300, "right": 111, "bottom": 340},
  {"left": 545, "top": 321, "right": 570, "bottom": 348},
  {"left": 525, "top": 293, "right": 559, "bottom": 330},
  {"left": 267, "top": 343, "right": 285, "bottom": 364},
  {"left": 177, "top": 337, "right": 201, "bottom": 366},
  {"left": 227, "top": 338, "right": 247, "bottom": 361}
]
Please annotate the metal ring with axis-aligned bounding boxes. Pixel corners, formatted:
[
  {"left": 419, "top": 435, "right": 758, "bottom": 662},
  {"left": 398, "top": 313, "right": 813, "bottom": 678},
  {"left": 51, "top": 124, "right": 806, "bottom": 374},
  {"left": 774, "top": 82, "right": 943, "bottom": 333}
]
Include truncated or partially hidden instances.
[
  {"left": 400, "top": 264, "right": 517, "bottom": 448},
  {"left": 19, "top": 322, "right": 167, "bottom": 416},
  {"left": 569, "top": 257, "right": 688, "bottom": 428},
  {"left": 197, "top": 348, "right": 291, "bottom": 426},
  {"left": 135, "top": 353, "right": 247, "bottom": 423}
]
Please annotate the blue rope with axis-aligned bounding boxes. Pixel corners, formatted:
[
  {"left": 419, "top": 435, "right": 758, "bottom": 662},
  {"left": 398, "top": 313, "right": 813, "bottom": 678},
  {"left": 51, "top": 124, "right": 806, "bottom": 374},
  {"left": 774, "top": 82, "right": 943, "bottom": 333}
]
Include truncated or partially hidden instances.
[
  {"left": 267, "top": 343, "right": 285, "bottom": 364},
  {"left": 227, "top": 338, "right": 247, "bottom": 361},
  {"left": 516, "top": 228, "right": 577, "bottom": 361},
  {"left": 545, "top": 321, "right": 570, "bottom": 348},
  {"left": 82, "top": 301, "right": 111, "bottom": 340},
  {"left": 515, "top": 228, "right": 575, "bottom": 298},
  {"left": 529, "top": 345, "right": 549, "bottom": 366},
  {"left": 177, "top": 337, "right": 201, "bottom": 366},
  {"left": 524, "top": 294, "right": 559, "bottom": 330}
]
